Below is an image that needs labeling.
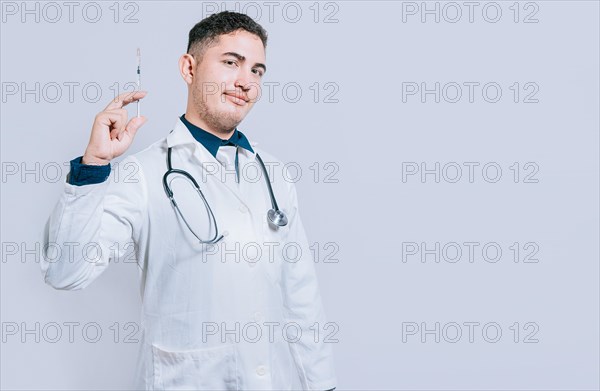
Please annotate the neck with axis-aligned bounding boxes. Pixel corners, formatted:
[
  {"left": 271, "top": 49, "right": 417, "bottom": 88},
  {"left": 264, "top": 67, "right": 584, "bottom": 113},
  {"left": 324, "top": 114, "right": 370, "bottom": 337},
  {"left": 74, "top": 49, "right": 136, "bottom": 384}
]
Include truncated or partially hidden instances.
[{"left": 184, "top": 110, "right": 235, "bottom": 140}]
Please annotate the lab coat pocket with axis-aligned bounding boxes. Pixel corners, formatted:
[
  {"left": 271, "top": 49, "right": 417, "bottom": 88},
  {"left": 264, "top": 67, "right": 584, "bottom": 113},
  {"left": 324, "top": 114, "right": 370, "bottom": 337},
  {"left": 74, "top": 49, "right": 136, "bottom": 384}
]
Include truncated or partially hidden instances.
[{"left": 151, "top": 343, "right": 238, "bottom": 390}]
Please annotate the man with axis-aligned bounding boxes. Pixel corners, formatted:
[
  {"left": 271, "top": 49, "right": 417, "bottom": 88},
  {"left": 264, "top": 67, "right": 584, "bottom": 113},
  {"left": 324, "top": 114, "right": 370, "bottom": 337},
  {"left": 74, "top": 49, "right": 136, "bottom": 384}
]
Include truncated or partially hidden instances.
[{"left": 41, "top": 11, "right": 337, "bottom": 391}]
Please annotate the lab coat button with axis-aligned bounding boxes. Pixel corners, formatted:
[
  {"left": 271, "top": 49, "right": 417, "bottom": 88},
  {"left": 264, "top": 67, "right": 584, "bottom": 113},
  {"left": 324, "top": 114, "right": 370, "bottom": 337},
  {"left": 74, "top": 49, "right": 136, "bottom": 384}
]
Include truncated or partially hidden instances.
[
  {"left": 253, "top": 311, "right": 263, "bottom": 322},
  {"left": 256, "top": 365, "right": 267, "bottom": 376},
  {"left": 239, "top": 205, "right": 248, "bottom": 214},
  {"left": 222, "top": 230, "right": 229, "bottom": 237}
]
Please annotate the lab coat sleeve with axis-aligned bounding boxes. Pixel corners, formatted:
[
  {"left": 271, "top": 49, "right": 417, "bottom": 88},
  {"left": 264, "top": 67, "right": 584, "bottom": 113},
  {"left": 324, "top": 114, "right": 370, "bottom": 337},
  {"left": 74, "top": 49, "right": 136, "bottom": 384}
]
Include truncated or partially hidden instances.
[
  {"left": 40, "top": 155, "right": 147, "bottom": 290},
  {"left": 281, "top": 182, "right": 338, "bottom": 391}
]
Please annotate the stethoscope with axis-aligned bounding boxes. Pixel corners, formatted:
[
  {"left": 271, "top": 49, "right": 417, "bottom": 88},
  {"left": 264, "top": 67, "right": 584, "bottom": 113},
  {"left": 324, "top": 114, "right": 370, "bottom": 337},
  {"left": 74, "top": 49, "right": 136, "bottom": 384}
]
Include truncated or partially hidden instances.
[{"left": 162, "top": 146, "right": 288, "bottom": 244}]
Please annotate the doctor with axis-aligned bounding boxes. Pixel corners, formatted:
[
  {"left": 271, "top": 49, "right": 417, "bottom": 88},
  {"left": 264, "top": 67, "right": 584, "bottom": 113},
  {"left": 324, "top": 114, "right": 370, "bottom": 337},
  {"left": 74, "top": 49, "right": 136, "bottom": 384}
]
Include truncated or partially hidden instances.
[{"left": 41, "top": 11, "right": 337, "bottom": 391}]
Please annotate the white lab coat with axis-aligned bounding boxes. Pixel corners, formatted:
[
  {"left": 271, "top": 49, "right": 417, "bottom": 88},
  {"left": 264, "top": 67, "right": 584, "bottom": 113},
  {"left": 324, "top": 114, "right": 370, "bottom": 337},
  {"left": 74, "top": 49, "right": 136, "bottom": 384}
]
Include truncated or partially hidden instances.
[{"left": 40, "top": 117, "right": 337, "bottom": 390}]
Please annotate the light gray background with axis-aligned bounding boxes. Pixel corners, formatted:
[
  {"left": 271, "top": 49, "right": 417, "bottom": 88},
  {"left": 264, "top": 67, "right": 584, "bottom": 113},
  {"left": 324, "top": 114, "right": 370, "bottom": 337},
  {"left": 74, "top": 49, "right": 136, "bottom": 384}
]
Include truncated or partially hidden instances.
[{"left": 1, "top": 1, "right": 599, "bottom": 389}]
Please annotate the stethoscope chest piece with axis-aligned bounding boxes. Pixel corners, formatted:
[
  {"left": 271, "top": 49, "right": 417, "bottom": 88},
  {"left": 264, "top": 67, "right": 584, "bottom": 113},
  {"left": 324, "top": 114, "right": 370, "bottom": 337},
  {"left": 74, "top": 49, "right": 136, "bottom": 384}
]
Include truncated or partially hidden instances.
[{"left": 268, "top": 208, "right": 288, "bottom": 227}]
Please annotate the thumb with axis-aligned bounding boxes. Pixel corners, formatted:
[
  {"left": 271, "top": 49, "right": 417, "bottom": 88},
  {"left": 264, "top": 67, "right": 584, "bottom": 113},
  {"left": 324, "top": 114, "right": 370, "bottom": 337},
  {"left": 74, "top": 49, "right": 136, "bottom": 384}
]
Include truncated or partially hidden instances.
[{"left": 121, "top": 115, "right": 147, "bottom": 141}]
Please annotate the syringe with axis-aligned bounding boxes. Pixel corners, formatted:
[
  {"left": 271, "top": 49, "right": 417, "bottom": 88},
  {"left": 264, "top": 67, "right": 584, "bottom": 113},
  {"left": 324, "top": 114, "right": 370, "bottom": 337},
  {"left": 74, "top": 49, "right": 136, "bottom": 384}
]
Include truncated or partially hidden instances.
[{"left": 136, "top": 48, "right": 141, "bottom": 118}]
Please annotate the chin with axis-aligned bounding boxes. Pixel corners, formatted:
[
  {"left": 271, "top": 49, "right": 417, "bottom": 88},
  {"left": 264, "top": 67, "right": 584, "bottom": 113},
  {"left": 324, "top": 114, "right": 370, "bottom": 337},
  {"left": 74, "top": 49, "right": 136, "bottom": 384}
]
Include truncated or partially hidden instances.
[{"left": 222, "top": 108, "right": 248, "bottom": 122}]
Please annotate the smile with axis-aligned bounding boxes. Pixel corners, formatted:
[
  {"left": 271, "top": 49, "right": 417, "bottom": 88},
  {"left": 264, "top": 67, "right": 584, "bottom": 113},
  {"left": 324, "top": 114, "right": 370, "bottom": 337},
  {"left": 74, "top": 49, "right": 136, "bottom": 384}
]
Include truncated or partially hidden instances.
[{"left": 225, "top": 94, "right": 248, "bottom": 106}]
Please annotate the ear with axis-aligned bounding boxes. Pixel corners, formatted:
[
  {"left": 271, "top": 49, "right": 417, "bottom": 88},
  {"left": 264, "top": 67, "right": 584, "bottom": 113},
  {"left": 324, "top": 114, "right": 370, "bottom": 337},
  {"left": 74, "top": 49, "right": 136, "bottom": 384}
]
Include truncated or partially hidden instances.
[{"left": 179, "top": 54, "right": 195, "bottom": 85}]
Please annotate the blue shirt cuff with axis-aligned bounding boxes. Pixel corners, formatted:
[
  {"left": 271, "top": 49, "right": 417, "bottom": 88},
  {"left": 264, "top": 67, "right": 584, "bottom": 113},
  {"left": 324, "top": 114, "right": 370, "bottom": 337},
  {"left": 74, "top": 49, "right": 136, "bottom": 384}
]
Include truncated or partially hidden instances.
[{"left": 68, "top": 156, "right": 111, "bottom": 186}]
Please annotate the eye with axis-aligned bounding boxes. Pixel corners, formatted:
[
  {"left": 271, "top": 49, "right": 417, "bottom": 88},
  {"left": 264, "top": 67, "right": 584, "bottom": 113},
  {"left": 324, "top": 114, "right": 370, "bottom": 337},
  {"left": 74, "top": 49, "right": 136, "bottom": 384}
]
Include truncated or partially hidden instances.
[
  {"left": 224, "top": 60, "right": 238, "bottom": 66},
  {"left": 252, "top": 69, "right": 264, "bottom": 77}
]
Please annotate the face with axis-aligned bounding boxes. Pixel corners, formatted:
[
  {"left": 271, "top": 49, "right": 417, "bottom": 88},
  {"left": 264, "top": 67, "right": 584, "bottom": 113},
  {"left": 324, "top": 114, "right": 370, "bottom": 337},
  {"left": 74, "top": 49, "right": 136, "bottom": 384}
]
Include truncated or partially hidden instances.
[{"left": 180, "top": 29, "right": 266, "bottom": 136}]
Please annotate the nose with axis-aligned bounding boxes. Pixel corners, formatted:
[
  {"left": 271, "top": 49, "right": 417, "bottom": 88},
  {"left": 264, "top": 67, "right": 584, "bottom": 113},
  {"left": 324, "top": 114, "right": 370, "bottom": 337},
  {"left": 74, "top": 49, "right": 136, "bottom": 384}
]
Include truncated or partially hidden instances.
[
  {"left": 234, "top": 70, "right": 251, "bottom": 91},
  {"left": 234, "top": 71, "right": 260, "bottom": 102}
]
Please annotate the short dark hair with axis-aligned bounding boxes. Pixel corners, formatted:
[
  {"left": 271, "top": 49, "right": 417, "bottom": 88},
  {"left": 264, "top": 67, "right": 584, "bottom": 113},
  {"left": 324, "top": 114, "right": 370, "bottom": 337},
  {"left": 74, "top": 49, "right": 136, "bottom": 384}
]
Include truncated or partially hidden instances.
[{"left": 187, "top": 11, "right": 268, "bottom": 62}]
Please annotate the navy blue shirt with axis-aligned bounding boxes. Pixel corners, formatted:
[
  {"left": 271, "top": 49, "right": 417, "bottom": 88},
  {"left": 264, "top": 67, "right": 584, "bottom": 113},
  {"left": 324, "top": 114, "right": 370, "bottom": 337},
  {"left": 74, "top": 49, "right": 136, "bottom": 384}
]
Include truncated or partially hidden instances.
[
  {"left": 68, "top": 114, "right": 254, "bottom": 186},
  {"left": 179, "top": 114, "right": 254, "bottom": 157}
]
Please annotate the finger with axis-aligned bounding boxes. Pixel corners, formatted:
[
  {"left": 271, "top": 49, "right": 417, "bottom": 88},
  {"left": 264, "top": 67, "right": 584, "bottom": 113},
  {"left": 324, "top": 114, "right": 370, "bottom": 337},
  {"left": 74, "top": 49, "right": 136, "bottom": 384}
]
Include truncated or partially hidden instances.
[
  {"left": 105, "top": 108, "right": 128, "bottom": 140},
  {"left": 119, "top": 115, "right": 147, "bottom": 142},
  {"left": 96, "top": 109, "right": 126, "bottom": 138},
  {"left": 104, "top": 90, "right": 147, "bottom": 111}
]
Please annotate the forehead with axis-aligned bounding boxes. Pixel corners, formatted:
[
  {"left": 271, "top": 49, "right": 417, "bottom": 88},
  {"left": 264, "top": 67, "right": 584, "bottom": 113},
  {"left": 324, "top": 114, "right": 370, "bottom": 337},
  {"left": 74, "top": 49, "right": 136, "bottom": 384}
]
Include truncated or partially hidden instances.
[{"left": 206, "top": 30, "right": 266, "bottom": 61}]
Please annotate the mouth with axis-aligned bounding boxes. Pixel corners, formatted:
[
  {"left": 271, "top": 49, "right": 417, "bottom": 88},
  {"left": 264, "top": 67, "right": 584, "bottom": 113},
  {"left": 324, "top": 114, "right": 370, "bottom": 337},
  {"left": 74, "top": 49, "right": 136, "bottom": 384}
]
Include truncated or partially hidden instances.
[{"left": 224, "top": 93, "right": 248, "bottom": 106}]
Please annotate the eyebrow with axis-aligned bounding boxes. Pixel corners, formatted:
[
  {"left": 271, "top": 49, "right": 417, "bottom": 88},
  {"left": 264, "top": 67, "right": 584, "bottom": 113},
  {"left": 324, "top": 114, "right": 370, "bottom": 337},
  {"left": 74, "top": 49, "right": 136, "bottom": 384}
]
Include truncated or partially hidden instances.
[{"left": 222, "top": 52, "right": 267, "bottom": 74}]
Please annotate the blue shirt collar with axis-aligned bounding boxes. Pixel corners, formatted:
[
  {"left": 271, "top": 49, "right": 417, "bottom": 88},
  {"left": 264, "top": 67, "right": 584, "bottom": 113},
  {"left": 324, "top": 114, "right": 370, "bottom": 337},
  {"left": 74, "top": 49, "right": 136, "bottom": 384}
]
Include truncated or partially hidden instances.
[{"left": 180, "top": 114, "right": 255, "bottom": 158}]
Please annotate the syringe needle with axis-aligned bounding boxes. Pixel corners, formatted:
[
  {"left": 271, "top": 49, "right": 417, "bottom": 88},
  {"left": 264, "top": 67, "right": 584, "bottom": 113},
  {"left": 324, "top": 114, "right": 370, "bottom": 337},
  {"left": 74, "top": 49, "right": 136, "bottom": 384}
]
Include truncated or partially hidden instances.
[{"left": 136, "top": 48, "right": 141, "bottom": 118}]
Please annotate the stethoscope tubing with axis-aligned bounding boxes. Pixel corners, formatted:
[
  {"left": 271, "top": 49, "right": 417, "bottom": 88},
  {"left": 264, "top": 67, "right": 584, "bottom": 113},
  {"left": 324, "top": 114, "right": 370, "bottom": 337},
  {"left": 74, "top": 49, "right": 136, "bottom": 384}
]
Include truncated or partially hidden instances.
[{"left": 162, "top": 145, "right": 287, "bottom": 244}]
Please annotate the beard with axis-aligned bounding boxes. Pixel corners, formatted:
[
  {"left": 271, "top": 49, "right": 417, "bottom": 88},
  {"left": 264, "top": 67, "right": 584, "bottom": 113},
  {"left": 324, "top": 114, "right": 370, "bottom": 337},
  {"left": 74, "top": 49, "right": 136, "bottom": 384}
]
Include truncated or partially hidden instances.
[{"left": 192, "top": 86, "right": 243, "bottom": 136}]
